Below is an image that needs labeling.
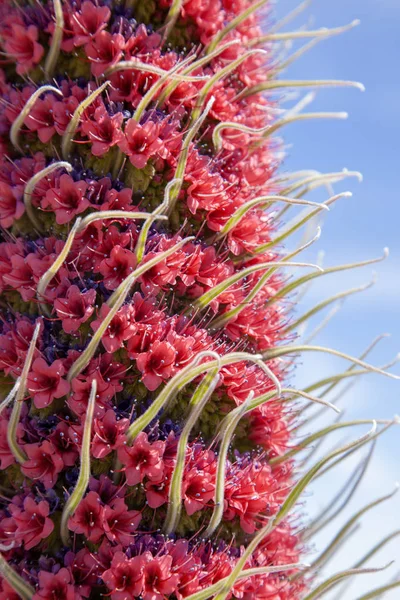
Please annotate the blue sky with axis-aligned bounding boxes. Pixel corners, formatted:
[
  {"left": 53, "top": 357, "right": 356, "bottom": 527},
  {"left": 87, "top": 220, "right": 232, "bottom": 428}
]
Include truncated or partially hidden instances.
[{"left": 270, "top": 1, "right": 400, "bottom": 597}]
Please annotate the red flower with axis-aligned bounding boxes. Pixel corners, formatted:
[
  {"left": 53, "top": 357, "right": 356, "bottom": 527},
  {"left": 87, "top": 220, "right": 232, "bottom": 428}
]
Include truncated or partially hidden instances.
[
  {"left": 118, "top": 432, "right": 165, "bottom": 486},
  {"left": 54, "top": 285, "right": 96, "bottom": 334},
  {"left": 71, "top": 1, "right": 111, "bottom": 47},
  {"left": 102, "top": 552, "right": 146, "bottom": 600},
  {"left": 142, "top": 555, "right": 180, "bottom": 600},
  {"left": 27, "top": 358, "right": 70, "bottom": 409},
  {"left": 182, "top": 469, "right": 215, "bottom": 516},
  {"left": 0, "top": 182, "right": 24, "bottom": 228},
  {"left": 102, "top": 498, "right": 141, "bottom": 546},
  {"left": 24, "top": 93, "right": 59, "bottom": 143},
  {"left": 68, "top": 491, "right": 103, "bottom": 543},
  {"left": 21, "top": 441, "right": 64, "bottom": 489},
  {"left": 82, "top": 105, "right": 124, "bottom": 156},
  {"left": 33, "top": 568, "right": 79, "bottom": 600},
  {"left": 102, "top": 187, "right": 133, "bottom": 211},
  {"left": 5, "top": 497, "right": 54, "bottom": 549},
  {"left": 92, "top": 409, "right": 128, "bottom": 459},
  {"left": 118, "top": 120, "right": 164, "bottom": 169},
  {"left": 91, "top": 304, "right": 136, "bottom": 353},
  {"left": 136, "top": 340, "right": 177, "bottom": 390},
  {"left": 45, "top": 175, "right": 89, "bottom": 225},
  {"left": 50, "top": 422, "right": 79, "bottom": 467},
  {"left": 85, "top": 31, "right": 125, "bottom": 77},
  {"left": 4, "top": 24, "right": 44, "bottom": 75},
  {"left": 97, "top": 245, "right": 137, "bottom": 290}
]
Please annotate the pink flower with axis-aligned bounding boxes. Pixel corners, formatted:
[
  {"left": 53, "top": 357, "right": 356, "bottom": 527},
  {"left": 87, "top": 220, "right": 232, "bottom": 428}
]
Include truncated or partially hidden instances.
[
  {"left": 71, "top": 1, "right": 111, "bottom": 47},
  {"left": 91, "top": 305, "right": 136, "bottom": 353},
  {"left": 50, "top": 422, "right": 79, "bottom": 467},
  {"left": 82, "top": 105, "right": 124, "bottom": 156},
  {"left": 92, "top": 409, "right": 128, "bottom": 459},
  {"left": 27, "top": 358, "right": 70, "bottom": 409},
  {"left": 118, "top": 120, "right": 164, "bottom": 169},
  {"left": 4, "top": 24, "right": 44, "bottom": 75},
  {"left": 33, "top": 568, "right": 79, "bottom": 600},
  {"left": 136, "top": 340, "right": 177, "bottom": 390},
  {"left": 85, "top": 31, "right": 125, "bottom": 77},
  {"left": 102, "top": 552, "right": 146, "bottom": 600},
  {"left": 6, "top": 497, "right": 54, "bottom": 549},
  {"left": 24, "top": 93, "right": 59, "bottom": 143},
  {"left": 96, "top": 245, "right": 137, "bottom": 290},
  {"left": 22, "top": 441, "right": 64, "bottom": 489},
  {"left": 54, "top": 285, "right": 97, "bottom": 333},
  {"left": 182, "top": 469, "right": 215, "bottom": 516},
  {"left": 45, "top": 175, "right": 89, "bottom": 225},
  {"left": 0, "top": 182, "right": 24, "bottom": 227},
  {"left": 118, "top": 432, "right": 165, "bottom": 486},
  {"left": 68, "top": 491, "right": 103, "bottom": 543},
  {"left": 142, "top": 555, "right": 180, "bottom": 600},
  {"left": 102, "top": 498, "right": 141, "bottom": 546}
]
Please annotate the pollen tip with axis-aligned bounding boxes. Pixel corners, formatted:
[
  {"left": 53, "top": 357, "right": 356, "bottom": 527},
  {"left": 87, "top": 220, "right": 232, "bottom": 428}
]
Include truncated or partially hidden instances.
[
  {"left": 383, "top": 247, "right": 390, "bottom": 258},
  {"left": 356, "top": 82, "right": 366, "bottom": 91}
]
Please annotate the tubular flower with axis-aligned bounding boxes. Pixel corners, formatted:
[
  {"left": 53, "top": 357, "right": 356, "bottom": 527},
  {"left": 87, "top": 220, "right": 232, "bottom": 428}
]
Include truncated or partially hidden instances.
[{"left": 0, "top": 1, "right": 396, "bottom": 600}]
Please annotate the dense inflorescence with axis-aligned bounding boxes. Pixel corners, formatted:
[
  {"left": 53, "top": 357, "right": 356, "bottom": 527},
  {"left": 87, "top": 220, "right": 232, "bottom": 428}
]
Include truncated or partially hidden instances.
[{"left": 0, "top": 1, "right": 397, "bottom": 600}]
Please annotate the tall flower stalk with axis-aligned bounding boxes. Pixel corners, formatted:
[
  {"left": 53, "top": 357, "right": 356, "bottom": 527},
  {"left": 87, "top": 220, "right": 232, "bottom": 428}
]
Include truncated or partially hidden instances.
[{"left": 0, "top": 1, "right": 397, "bottom": 599}]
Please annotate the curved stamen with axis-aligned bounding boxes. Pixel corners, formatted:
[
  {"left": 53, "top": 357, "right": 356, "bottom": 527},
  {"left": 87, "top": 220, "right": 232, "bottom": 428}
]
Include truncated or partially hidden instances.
[
  {"left": 10, "top": 85, "right": 63, "bottom": 152},
  {"left": 262, "top": 249, "right": 389, "bottom": 309},
  {"left": 160, "top": 0, "right": 183, "bottom": 41},
  {"left": 24, "top": 161, "right": 73, "bottom": 231},
  {"left": 184, "top": 563, "right": 309, "bottom": 600},
  {"left": 168, "top": 97, "right": 215, "bottom": 217},
  {"left": 239, "top": 78, "right": 365, "bottom": 100},
  {"left": 62, "top": 81, "right": 110, "bottom": 159},
  {"left": 163, "top": 354, "right": 221, "bottom": 535},
  {"left": 7, "top": 321, "right": 41, "bottom": 464},
  {"left": 270, "top": 419, "right": 393, "bottom": 466},
  {"left": 45, "top": 0, "right": 64, "bottom": 78},
  {"left": 125, "top": 351, "right": 273, "bottom": 443},
  {"left": 191, "top": 50, "right": 267, "bottom": 123},
  {"left": 252, "top": 19, "right": 360, "bottom": 44},
  {"left": 301, "top": 564, "right": 393, "bottom": 600},
  {"left": 60, "top": 379, "right": 97, "bottom": 545},
  {"left": 105, "top": 60, "right": 208, "bottom": 81},
  {"left": 204, "top": 0, "right": 269, "bottom": 55},
  {"left": 157, "top": 41, "right": 240, "bottom": 107},
  {"left": 134, "top": 179, "right": 180, "bottom": 263},
  {"left": 36, "top": 210, "right": 167, "bottom": 303},
  {"left": 192, "top": 259, "right": 323, "bottom": 312},
  {"left": 255, "top": 191, "right": 351, "bottom": 254}
]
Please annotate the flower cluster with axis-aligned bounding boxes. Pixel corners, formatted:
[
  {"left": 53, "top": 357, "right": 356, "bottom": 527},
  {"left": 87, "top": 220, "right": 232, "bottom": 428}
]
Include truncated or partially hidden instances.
[{"left": 0, "top": 0, "right": 308, "bottom": 599}]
